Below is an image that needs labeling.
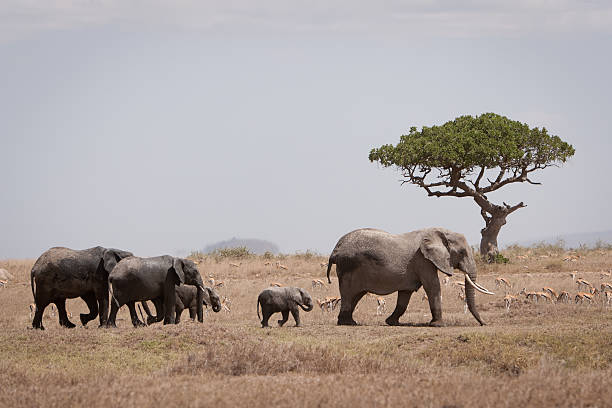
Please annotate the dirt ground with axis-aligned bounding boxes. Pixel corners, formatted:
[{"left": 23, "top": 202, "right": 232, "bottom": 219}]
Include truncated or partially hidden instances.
[{"left": 1, "top": 246, "right": 612, "bottom": 407}]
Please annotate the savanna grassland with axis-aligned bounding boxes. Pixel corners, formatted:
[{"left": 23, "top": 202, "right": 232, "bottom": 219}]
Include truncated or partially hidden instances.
[{"left": 2, "top": 246, "right": 612, "bottom": 408}]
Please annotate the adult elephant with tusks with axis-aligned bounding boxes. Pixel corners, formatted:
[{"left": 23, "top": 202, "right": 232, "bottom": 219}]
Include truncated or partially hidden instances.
[
  {"left": 106, "top": 256, "right": 206, "bottom": 327},
  {"left": 30, "top": 246, "right": 133, "bottom": 330},
  {"left": 326, "top": 228, "right": 494, "bottom": 327}
]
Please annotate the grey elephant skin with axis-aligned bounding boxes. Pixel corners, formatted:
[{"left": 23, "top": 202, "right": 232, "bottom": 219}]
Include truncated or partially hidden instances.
[
  {"left": 326, "top": 228, "right": 488, "bottom": 327},
  {"left": 30, "top": 246, "right": 133, "bottom": 329},
  {"left": 107, "top": 255, "right": 205, "bottom": 327},
  {"left": 257, "top": 286, "right": 314, "bottom": 327},
  {"left": 142, "top": 285, "right": 221, "bottom": 325}
]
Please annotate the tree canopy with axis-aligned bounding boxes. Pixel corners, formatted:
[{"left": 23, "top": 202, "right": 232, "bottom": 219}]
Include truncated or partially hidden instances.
[{"left": 369, "top": 113, "right": 575, "bottom": 257}]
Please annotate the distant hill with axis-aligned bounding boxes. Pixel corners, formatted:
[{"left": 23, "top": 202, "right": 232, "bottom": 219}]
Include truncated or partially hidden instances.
[
  {"left": 203, "top": 238, "right": 280, "bottom": 255},
  {"left": 506, "top": 230, "right": 612, "bottom": 249}
]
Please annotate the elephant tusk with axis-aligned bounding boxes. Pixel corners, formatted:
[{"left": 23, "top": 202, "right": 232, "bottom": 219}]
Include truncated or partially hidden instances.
[
  {"left": 464, "top": 274, "right": 495, "bottom": 295},
  {"left": 474, "top": 281, "right": 492, "bottom": 293}
]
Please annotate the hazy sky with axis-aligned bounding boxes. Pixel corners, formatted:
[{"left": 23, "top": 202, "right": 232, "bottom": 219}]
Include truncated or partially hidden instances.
[{"left": 1, "top": 1, "right": 611, "bottom": 258}]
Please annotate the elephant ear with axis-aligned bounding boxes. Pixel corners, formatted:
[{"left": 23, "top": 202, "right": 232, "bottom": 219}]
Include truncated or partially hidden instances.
[
  {"left": 420, "top": 230, "right": 454, "bottom": 276},
  {"left": 102, "top": 249, "right": 120, "bottom": 274},
  {"left": 172, "top": 257, "right": 185, "bottom": 285}
]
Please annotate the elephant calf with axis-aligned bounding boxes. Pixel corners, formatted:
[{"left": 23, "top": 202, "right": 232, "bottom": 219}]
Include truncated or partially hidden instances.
[
  {"left": 142, "top": 285, "right": 222, "bottom": 325},
  {"left": 257, "top": 286, "right": 313, "bottom": 328}
]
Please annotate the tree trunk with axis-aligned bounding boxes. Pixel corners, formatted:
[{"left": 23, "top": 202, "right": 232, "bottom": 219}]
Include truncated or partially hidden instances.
[{"left": 479, "top": 213, "right": 507, "bottom": 261}]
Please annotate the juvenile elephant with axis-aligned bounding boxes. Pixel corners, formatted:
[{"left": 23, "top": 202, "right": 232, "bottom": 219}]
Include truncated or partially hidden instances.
[
  {"left": 142, "top": 285, "right": 222, "bottom": 324},
  {"left": 257, "top": 286, "right": 313, "bottom": 327},
  {"left": 107, "top": 256, "right": 205, "bottom": 327},
  {"left": 326, "top": 228, "right": 494, "bottom": 327},
  {"left": 30, "top": 246, "right": 133, "bottom": 329}
]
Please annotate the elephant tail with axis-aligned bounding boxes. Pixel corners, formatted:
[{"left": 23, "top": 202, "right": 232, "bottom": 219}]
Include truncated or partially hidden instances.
[
  {"left": 108, "top": 277, "right": 120, "bottom": 308},
  {"left": 326, "top": 255, "right": 336, "bottom": 284},
  {"left": 30, "top": 269, "right": 36, "bottom": 302},
  {"left": 257, "top": 297, "right": 261, "bottom": 321}
]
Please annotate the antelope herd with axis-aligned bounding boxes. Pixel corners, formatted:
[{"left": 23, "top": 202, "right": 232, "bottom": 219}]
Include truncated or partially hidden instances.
[{"left": 495, "top": 271, "right": 612, "bottom": 310}]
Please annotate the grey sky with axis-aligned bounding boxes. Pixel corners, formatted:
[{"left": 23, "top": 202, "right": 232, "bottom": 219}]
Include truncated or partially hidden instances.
[{"left": 1, "top": 1, "right": 611, "bottom": 258}]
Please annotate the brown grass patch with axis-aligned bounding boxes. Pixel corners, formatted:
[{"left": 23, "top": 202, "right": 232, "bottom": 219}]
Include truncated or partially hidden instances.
[{"left": 2, "top": 248, "right": 612, "bottom": 407}]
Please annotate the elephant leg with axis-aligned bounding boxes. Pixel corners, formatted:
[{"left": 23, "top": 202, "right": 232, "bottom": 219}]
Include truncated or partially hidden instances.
[
  {"left": 163, "top": 282, "right": 177, "bottom": 325},
  {"left": 97, "top": 294, "right": 109, "bottom": 327},
  {"left": 141, "top": 301, "right": 155, "bottom": 325},
  {"left": 385, "top": 290, "right": 414, "bottom": 326},
  {"left": 421, "top": 273, "right": 443, "bottom": 326},
  {"left": 290, "top": 308, "right": 301, "bottom": 327},
  {"left": 32, "top": 299, "right": 50, "bottom": 330},
  {"left": 127, "top": 302, "right": 145, "bottom": 327},
  {"left": 337, "top": 290, "right": 366, "bottom": 326},
  {"left": 261, "top": 309, "right": 273, "bottom": 328},
  {"left": 175, "top": 308, "right": 184, "bottom": 324},
  {"left": 80, "top": 293, "right": 99, "bottom": 326},
  {"left": 151, "top": 298, "right": 165, "bottom": 324},
  {"left": 56, "top": 299, "right": 76, "bottom": 328},
  {"left": 278, "top": 310, "right": 289, "bottom": 327},
  {"left": 188, "top": 307, "right": 196, "bottom": 321},
  {"left": 107, "top": 299, "right": 121, "bottom": 328}
]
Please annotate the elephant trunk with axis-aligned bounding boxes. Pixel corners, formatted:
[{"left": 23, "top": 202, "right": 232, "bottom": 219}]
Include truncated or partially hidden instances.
[
  {"left": 196, "top": 285, "right": 205, "bottom": 323},
  {"left": 464, "top": 265, "right": 485, "bottom": 326},
  {"left": 298, "top": 303, "right": 313, "bottom": 312}
]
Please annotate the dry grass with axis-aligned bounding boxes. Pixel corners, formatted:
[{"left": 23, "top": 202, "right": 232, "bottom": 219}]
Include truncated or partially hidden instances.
[{"left": 2, "top": 249, "right": 612, "bottom": 407}]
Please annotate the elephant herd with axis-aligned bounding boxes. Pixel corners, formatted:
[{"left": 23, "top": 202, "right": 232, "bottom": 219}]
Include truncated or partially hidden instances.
[{"left": 29, "top": 227, "right": 495, "bottom": 330}]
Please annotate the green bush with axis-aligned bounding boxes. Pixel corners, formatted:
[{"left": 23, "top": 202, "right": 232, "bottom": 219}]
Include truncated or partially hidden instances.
[
  {"left": 492, "top": 253, "right": 509, "bottom": 264},
  {"left": 207, "top": 246, "right": 253, "bottom": 260}
]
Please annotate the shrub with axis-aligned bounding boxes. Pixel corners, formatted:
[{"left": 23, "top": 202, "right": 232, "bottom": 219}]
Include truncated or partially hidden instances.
[
  {"left": 492, "top": 253, "right": 509, "bottom": 264},
  {"left": 207, "top": 246, "right": 253, "bottom": 260}
]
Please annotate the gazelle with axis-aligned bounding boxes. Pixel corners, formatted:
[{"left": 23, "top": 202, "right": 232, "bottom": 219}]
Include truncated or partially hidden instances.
[
  {"left": 520, "top": 288, "right": 539, "bottom": 302},
  {"left": 29, "top": 304, "right": 57, "bottom": 319},
  {"left": 576, "top": 278, "right": 592, "bottom": 291},
  {"left": 214, "top": 281, "right": 225, "bottom": 288},
  {"left": 557, "top": 291, "right": 571, "bottom": 303},
  {"left": 503, "top": 294, "right": 519, "bottom": 311},
  {"left": 495, "top": 277, "right": 512, "bottom": 290},
  {"left": 221, "top": 296, "right": 232, "bottom": 312},
  {"left": 311, "top": 279, "right": 325, "bottom": 289},
  {"left": 276, "top": 261, "right": 288, "bottom": 270},
  {"left": 456, "top": 289, "right": 468, "bottom": 314},
  {"left": 270, "top": 282, "right": 283, "bottom": 287},
  {"left": 375, "top": 297, "right": 386, "bottom": 315},
  {"left": 605, "top": 291, "right": 612, "bottom": 306},
  {"left": 575, "top": 292, "right": 593, "bottom": 304},
  {"left": 536, "top": 292, "right": 553, "bottom": 303},
  {"left": 229, "top": 262, "right": 241, "bottom": 268},
  {"left": 320, "top": 262, "right": 328, "bottom": 268},
  {"left": 600, "top": 282, "right": 612, "bottom": 292},
  {"left": 0, "top": 279, "right": 7, "bottom": 288},
  {"left": 330, "top": 297, "right": 341, "bottom": 310},
  {"left": 318, "top": 297, "right": 340, "bottom": 312},
  {"left": 570, "top": 272, "right": 577, "bottom": 282},
  {"left": 542, "top": 287, "right": 558, "bottom": 299}
]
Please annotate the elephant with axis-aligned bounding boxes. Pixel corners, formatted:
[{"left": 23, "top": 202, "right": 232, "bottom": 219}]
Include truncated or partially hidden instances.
[
  {"left": 257, "top": 286, "right": 314, "bottom": 327},
  {"left": 30, "top": 246, "right": 133, "bottom": 330},
  {"left": 106, "top": 255, "right": 205, "bottom": 327},
  {"left": 326, "top": 228, "right": 494, "bottom": 327},
  {"left": 141, "top": 285, "right": 222, "bottom": 324}
]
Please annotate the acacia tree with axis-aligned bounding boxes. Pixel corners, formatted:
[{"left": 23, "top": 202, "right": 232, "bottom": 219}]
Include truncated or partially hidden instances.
[{"left": 369, "top": 113, "right": 575, "bottom": 259}]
